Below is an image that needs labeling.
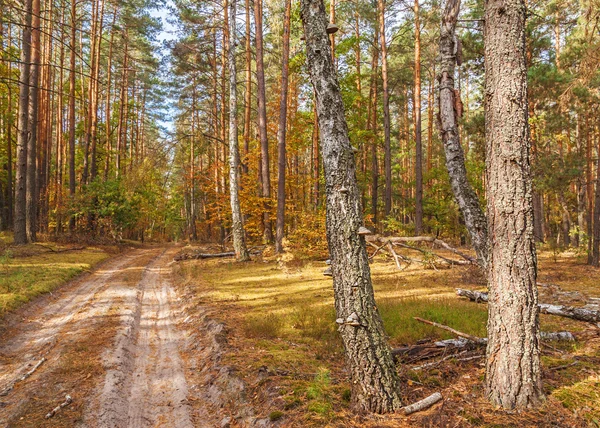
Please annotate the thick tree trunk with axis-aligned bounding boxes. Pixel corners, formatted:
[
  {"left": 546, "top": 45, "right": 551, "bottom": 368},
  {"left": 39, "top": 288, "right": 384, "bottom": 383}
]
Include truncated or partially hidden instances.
[
  {"left": 226, "top": 0, "right": 250, "bottom": 261},
  {"left": 254, "top": 0, "right": 273, "bottom": 243},
  {"left": 300, "top": 0, "right": 403, "bottom": 413},
  {"left": 414, "top": 0, "right": 423, "bottom": 235},
  {"left": 484, "top": 0, "right": 543, "bottom": 409},
  {"left": 378, "top": 0, "right": 392, "bottom": 218},
  {"left": 275, "top": 0, "right": 292, "bottom": 254},
  {"left": 438, "top": 0, "right": 488, "bottom": 269}
]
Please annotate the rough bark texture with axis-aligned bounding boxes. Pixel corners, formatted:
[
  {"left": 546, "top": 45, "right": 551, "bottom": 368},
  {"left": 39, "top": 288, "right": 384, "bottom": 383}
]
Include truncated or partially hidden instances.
[
  {"left": 300, "top": 0, "right": 403, "bottom": 413},
  {"left": 275, "top": 0, "right": 291, "bottom": 254},
  {"left": 438, "top": 0, "right": 488, "bottom": 269},
  {"left": 14, "top": 0, "right": 33, "bottom": 245},
  {"left": 226, "top": 0, "right": 250, "bottom": 262},
  {"left": 484, "top": 0, "right": 543, "bottom": 409}
]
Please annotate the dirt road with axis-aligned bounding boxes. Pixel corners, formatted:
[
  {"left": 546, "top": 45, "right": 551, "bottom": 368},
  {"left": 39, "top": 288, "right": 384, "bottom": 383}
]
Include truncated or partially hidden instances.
[{"left": 0, "top": 247, "right": 217, "bottom": 427}]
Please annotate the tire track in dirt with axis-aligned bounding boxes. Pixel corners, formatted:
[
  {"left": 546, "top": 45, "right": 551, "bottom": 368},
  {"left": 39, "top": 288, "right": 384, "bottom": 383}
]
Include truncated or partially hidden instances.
[
  {"left": 0, "top": 248, "right": 160, "bottom": 426},
  {"left": 94, "top": 247, "right": 194, "bottom": 428}
]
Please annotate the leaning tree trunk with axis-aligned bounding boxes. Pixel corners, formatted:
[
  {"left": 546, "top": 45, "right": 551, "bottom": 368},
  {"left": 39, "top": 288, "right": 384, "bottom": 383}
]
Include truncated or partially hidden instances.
[
  {"left": 438, "top": 0, "right": 488, "bottom": 269},
  {"left": 484, "top": 0, "right": 543, "bottom": 409},
  {"left": 300, "top": 0, "right": 403, "bottom": 413},
  {"left": 226, "top": 0, "right": 250, "bottom": 262}
]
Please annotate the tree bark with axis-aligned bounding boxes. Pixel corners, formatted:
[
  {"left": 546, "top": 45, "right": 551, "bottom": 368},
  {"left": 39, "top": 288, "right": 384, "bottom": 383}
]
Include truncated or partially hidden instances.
[
  {"left": 14, "top": 0, "right": 33, "bottom": 245},
  {"left": 254, "top": 0, "right": 273, "bottom": 243},
  {"left": 275, "top": 0, "right": 292, "bottom": 254},
  {"left": 414, "top": 0, "right": 424, "bottom": 235},
  {"left": 484, "top": 0, "right": 543, "bottom": 409},
  {"left": 438, "top": 0, "right": 488, "bottom": 269},
  {"left": 300, "top": 0, "right": 403, "bottom": 413},
  {"left": 226, "top": 0, "right": 250, "bottom": 261}
]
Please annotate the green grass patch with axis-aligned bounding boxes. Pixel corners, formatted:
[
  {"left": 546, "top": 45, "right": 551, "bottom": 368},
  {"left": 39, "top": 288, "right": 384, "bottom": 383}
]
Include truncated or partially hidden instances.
[
  {"left": 553, "top": 376, "right": 600, "bottom": 424},
  {"left": 0, "top": 246, "right": 110, "bottom": 317},
  {"left": 379, "top": 296, "right": 488, "bottom": 345}
]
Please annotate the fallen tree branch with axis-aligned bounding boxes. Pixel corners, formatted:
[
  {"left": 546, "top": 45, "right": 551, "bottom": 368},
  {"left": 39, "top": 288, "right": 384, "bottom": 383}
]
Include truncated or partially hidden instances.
[
  {"left": 411, "top": 350, "right": 469, "bottom": 371},
  {"left": 45, "top": 394, "right": 72, "bottom": 419},
  {"left": 413, "top": 317, "right": 487, "bottom": 345},
  {"left": 456, "top": 288, "right": 600, "bottom": 326},
  {"left": 402, "top": 392, "right": 443, "bottom": 415},
  {"left": 386, "top": 242, "right": 402, "bottom": 269},
  {"left": 0, "top": 357, "right": 46, "bottom": 396},
  {"left": 367, "top": 235, "right": 477, "bottom": 264}
]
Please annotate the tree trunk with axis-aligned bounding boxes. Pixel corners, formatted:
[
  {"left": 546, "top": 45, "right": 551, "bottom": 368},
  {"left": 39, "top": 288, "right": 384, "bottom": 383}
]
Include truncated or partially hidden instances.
[
  {"left": 242, "top": 0, "right": 252, "bottom": 175},
  {"left": 68, "top": 0, "right": 77, "bottom": 232},
  {"left": 275, "top": 0, "right": 292, "bottom": 254},
  {"left": 254, "top": 0, "right": 273, "bottom": 243},
  {"left": 300, "top": 0, "right": 403, "bottom": 413},
  {"left": 15, "top": 0, "right": 33, "bottom": 244},
  {"left": 226, "top": 0, "right": 250, "bottom": 261},
  {"left": 438, "top": 0, "right": 488, "bottom": 269},
  {"left": 414, "top": 0, "right": 423, "bottom": 235},
  {"left": 484, "top": 0, "right": 543, "bottom": 409},
  {"left": 367, "top": 30, "right": 379, "bottom": 227},
  {"left": 591, "top": 135, "right": 600, "bottom": 266},
  {"left": 378, "top": 0, "right": 392, "bottom": 219},
  {"left": 25, "top": 0, "right": 40, "bottom": 242}
]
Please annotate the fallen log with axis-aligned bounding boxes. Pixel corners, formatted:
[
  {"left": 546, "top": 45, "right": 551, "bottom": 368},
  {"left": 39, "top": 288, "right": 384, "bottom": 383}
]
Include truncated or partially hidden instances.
[
  {"left": 367, "top": 235, "right": 477, "bottom": 264},
  {"left": 175, "top": 251, "right": 236, "bottom": 261},
  {"left": 456, "top": 288, "right": 600, "bottom": 326},
  {"left": 391, "top": 338, "right": 471, "bottom": 358},
  {"left": 45, "top": 394, "right": 72, "bottom": 419},
  {"left": 413, "top": 317, "right": 487, "bottom": 345},
  {"left": 403, "top": 392, "right": 443, "bottom": 415}
]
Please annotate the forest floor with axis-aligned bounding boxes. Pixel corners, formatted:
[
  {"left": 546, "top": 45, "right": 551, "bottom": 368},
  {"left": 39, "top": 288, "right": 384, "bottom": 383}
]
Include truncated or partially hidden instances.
[{"left": 0, "top": 242, "right": 598, "bottom": 427}]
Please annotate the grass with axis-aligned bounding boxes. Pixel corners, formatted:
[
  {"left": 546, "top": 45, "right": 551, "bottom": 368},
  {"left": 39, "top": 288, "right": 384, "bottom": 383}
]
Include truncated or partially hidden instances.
[
  {"left": 0, "top": 240, "right": 111, "bottom": 317},
  {"left": 174, "top": 248, "right": 600, "bottom": 426}
]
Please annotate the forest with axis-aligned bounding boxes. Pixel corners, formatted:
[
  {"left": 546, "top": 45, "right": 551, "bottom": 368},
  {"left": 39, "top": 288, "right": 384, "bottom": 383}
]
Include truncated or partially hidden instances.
[{"left": 0, "top": 0, "right": 600, "bottom": 426}]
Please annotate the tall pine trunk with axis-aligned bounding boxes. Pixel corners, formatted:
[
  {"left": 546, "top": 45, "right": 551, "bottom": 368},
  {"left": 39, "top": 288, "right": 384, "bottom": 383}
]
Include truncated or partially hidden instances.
[
  {"left": 300, "top": 0, "right": 403, "bottom": 413},
  {"left": 254, "top": 0, "right": 273, "bottom": 243},
  {"left": 25, "top": 0, "right": 41, "bottom": 242},
  {"left": 378, "top": 0, "right": 392, "bottom": 219},
  {"left": 484, "top": 0, "right": 543, "bottom": 408},
  {"left": 414, "top": 0, "right": 423, "bottom": 234},
  {"left": 14, "top": 0, "right": 33, "bottom": 245},
  {"left": 275, "top": 0, "right": 292, "bottom": 253}
]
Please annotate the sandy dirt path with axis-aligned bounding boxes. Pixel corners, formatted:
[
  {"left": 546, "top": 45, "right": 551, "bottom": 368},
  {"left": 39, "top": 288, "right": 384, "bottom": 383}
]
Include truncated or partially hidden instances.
[{"left": 0, "top": 246, "right": 199, "bottom": 427}]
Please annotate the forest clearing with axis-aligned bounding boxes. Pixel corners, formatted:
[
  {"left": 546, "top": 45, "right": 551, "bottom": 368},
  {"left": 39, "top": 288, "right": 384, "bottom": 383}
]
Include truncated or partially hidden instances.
[{"left": 2, "top": 0, "right": 600, "bottom": 425}]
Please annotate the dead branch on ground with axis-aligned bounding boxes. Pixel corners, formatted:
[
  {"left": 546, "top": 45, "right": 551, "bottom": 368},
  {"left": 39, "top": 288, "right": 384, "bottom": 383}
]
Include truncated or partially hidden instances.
[{"left": 45, "top": 394, "right": 72, "bottom": 419}]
